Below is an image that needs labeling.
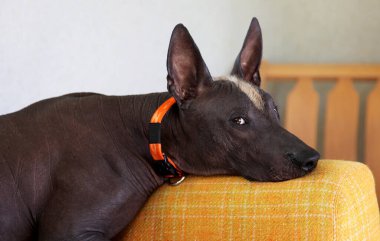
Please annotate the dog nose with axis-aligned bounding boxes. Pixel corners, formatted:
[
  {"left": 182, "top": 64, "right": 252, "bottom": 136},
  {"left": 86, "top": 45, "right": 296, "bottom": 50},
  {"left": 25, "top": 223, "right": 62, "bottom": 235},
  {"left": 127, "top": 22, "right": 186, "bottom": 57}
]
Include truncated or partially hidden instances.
[
  {"left": 285, "top": 151, "right": 320, "bottom": 172},
  {"left": 301, "top": 153, "right": 319, "bottom": 171}
]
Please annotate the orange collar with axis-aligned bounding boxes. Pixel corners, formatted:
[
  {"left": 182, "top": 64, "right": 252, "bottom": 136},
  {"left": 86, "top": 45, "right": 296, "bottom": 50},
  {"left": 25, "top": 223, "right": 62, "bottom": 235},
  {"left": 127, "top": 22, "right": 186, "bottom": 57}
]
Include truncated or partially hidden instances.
[{"left": 149, "top": 97, "right": 185, "bottom": 183}]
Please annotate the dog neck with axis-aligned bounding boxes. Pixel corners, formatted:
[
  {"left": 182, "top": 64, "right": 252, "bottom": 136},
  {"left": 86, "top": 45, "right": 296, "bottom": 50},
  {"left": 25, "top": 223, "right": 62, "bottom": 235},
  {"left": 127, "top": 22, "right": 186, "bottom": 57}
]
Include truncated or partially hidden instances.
[{"left": 116, "top": 93, "right": 187, "bottom": 188}]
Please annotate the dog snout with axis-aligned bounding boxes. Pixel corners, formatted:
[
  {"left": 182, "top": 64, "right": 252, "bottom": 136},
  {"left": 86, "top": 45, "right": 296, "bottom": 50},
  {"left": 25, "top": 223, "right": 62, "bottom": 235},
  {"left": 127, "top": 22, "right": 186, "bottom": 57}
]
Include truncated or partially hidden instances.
[{"left": 285, "top": 150, "right": 320, "bottom": 172}]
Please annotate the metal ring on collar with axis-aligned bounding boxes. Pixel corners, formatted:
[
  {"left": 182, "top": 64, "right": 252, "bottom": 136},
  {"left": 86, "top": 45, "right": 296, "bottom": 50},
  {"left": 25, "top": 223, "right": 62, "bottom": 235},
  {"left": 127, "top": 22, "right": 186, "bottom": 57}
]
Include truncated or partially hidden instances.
[{"left": 168, "top": 176, "right": 186, "bottom": 186}]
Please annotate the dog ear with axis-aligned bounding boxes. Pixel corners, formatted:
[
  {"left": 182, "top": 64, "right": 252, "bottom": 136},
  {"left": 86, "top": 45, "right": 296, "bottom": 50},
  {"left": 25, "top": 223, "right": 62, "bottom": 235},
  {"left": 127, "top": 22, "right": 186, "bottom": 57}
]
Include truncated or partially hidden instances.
[
  {"left": 167, "top": 24, "right": 212, "bottom": 108},
  {"left": 231, "top": 17, "right": 263, "bottom": 87}
]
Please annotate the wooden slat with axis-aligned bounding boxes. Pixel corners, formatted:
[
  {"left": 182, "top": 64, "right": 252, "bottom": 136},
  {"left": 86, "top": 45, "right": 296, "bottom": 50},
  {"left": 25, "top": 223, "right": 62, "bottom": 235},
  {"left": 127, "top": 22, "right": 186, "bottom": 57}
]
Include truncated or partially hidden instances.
[
  {"left": 285, "top": 77, "right": 319, "bottom": 148},
  {"left": 263, "top": 64, "right": 380, "bottom": 80},
  {"left": 324, "top": 77, "right": 359, "bottom": 160},
  {"left": 365, "top": 79, "right": 380, "bottom": 199}
]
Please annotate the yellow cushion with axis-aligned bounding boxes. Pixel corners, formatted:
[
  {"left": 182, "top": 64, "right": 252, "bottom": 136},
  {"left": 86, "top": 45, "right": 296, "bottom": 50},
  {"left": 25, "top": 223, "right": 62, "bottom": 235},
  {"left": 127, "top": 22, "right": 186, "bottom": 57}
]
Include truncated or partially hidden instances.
[{"left": 117, "top": 160, "right": 380, "bottom": 241}]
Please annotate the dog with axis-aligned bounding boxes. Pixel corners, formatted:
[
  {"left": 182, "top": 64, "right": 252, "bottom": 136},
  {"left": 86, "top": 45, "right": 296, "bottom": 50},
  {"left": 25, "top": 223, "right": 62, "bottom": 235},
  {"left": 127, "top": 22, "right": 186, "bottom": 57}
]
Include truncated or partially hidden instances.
[{"left": 0, "top": 18, "right": 319, "bottom": 241}]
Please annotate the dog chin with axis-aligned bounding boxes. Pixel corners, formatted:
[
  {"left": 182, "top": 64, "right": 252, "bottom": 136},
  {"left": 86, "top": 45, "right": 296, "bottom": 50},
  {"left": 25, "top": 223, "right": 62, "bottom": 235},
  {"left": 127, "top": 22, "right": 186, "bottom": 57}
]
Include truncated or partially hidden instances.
[
  {"left": 270, "top": 172, "right": 308, "bottom": 182},
  {"left": 269, "top": 170, "right": 309, "bottom": 182},
  {"left": 243, "top": 169, "right": 308, "bottom": 182}
]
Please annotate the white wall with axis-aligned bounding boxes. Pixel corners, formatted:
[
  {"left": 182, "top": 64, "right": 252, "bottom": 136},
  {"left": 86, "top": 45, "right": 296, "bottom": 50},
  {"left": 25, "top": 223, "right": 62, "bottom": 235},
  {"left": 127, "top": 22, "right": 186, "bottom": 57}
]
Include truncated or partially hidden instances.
[
  {"left": 1, "top": 0, "right": 379, "bottom": 115},
  {"left": 253, "top": 0, "right": 380, "bottom": 63}
]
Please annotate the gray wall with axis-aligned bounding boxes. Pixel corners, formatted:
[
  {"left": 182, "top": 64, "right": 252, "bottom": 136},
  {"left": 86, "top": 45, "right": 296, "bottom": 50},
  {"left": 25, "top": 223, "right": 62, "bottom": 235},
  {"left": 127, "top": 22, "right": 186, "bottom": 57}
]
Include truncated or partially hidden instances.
[
  {"left": 0, "top": 0, "right": 379, "bottom": 115},
  {"left": 251, "top": 0, "right": 380, "bottom": 63}
]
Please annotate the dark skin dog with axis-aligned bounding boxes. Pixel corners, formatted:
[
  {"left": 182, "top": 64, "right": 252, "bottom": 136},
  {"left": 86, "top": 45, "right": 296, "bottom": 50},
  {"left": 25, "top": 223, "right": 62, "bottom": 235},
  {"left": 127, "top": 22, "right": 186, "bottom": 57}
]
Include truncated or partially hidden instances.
[{"left": 0, "top": 18, "right": 319, "bottom": 241}]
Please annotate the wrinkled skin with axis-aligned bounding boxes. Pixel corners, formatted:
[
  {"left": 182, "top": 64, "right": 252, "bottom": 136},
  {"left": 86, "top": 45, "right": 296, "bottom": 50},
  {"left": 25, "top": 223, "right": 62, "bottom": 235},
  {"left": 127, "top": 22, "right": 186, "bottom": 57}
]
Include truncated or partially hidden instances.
[{"left": 0, "top": 18, "right": 319, "bottom": 241}]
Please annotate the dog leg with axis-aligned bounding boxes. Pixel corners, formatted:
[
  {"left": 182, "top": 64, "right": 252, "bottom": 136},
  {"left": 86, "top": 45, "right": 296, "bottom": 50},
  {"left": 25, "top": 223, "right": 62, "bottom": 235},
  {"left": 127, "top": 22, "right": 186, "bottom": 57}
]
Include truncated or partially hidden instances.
[
  {"left": 37, "top": 184, "right": 147, "bottom": 241},
  {"left": 60, "top": 232, "right": 110, "bottom": 241}
]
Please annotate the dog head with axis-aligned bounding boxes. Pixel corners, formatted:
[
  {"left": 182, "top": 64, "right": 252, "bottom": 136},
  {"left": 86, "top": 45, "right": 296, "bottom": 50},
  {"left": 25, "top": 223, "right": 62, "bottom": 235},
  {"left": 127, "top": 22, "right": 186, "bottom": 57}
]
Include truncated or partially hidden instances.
[{"left": 165, "top": 18, "right": 319, "bottom": 181}]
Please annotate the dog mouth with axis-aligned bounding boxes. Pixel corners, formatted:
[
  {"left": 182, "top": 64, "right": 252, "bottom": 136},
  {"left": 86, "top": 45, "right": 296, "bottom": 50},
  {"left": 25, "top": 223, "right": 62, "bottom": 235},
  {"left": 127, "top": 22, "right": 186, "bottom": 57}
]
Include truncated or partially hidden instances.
[
  {"left": 267, "top": 165, "right": 309, "bottom": 182},
  {"left": 237, "top": 150, "right": 319, "bottom": 182},
  {"left": 242, "top": 161, "right": 311, "bottom": 182},
  {"left": 262, "top": 151, "right": 319, "bottom": 182}
]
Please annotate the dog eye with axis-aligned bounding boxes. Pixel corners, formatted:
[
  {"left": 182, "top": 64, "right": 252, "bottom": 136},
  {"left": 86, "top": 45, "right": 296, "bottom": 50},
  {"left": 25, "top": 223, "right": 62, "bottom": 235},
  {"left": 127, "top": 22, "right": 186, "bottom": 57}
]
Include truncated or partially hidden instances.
[
  {"left": 274, "top": 106, "right": 280, "bottom": 119},
  {"left": 232, "top": 117, "right": 247, "bottom": 125}
]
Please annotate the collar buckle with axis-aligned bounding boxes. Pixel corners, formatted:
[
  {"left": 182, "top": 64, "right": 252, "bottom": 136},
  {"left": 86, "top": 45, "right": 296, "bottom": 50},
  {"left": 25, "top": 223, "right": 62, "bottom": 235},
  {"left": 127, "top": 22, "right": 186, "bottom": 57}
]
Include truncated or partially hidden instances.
[{"left": 152, "top": 154, "right": 182, "bottom": 179}]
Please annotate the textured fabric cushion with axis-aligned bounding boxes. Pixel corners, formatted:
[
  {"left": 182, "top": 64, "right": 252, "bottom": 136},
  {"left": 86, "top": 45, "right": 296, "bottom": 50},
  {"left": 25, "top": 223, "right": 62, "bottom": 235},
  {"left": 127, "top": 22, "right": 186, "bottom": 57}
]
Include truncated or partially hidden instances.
[{"left": 116, "top": 160, "right": 380, "bottom": 241}]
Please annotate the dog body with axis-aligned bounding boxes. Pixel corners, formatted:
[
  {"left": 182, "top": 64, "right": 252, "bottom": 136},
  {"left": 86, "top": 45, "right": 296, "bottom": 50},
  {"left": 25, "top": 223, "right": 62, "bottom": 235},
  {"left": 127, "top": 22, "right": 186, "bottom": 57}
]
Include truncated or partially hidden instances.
[
  {"left": 0, "top": 18, "right": 319, "bottom": 241},
  {"left": 1, "top": 92, "right": 173, "bottom": 240}
]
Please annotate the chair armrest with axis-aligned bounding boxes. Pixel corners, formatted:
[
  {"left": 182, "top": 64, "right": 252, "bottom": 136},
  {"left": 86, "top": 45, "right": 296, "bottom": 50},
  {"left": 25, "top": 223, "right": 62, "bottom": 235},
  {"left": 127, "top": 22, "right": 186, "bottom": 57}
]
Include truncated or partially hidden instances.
[{"left": 117, "top": 160, "right": 380, "bottom": 241}]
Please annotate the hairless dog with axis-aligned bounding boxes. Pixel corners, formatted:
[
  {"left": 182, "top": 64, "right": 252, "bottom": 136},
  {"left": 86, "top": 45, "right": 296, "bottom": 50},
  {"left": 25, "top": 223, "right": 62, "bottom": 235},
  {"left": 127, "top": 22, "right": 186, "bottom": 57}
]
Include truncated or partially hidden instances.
[{"left": 0, "top": 18, "right": 319, "bottom": 241}]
